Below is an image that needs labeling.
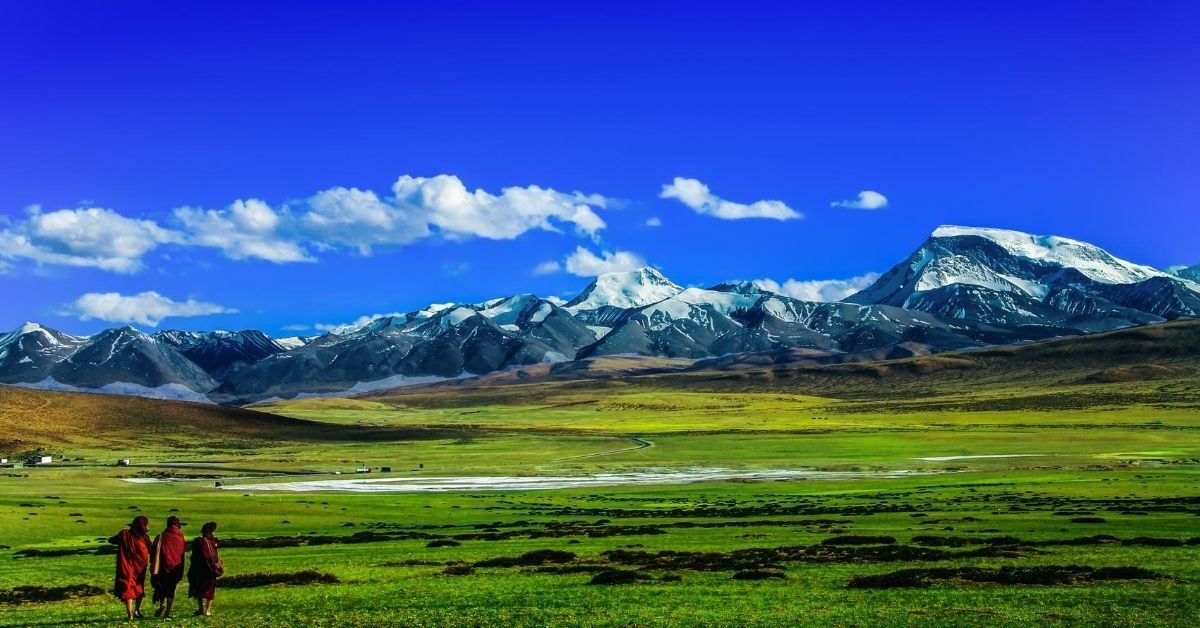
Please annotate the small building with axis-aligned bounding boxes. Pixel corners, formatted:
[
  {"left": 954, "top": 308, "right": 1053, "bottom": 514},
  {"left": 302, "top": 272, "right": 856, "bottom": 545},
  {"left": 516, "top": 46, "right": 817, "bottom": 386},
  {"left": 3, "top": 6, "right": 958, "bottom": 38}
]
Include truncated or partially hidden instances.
[
  {"left": 0, "top": 458, "right": 7, "bottom": 465},
  {"left": 117, "top": 459, "right": 131, "bottom": 466},
  {"left": 37, "top": 456, "right": 52, "bottom": 465},
  {"left": 380, "top": 466, "right": 392, "bottom": 473},
  {"left": 355, "top": 467, "right": 371, "bottom": 474}
]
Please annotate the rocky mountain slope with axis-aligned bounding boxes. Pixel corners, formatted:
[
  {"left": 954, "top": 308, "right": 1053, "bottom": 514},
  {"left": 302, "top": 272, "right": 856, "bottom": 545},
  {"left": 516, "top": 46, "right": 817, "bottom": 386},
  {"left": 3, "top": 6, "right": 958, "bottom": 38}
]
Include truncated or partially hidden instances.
[{"left": 3, "top": 225, "right": 1196, "bottom": 403}]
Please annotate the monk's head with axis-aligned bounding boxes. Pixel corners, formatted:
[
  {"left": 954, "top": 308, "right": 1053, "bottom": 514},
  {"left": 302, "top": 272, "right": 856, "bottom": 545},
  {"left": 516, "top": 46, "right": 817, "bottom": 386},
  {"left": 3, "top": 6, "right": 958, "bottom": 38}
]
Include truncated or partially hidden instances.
[
  {"left": 166, "top": 515, "right": 181, "bottom": 528},
  {"left": 201, "top": 521, "right": 218, "bottom": 536},
  {"left": 130, "top": 515, "right": 149, "bottom": 535}
]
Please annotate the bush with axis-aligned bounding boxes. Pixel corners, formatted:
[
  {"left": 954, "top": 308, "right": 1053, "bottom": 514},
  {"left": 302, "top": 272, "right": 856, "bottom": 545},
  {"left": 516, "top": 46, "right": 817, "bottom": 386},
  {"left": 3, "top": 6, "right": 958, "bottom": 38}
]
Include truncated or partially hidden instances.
[
  {"left": 588, "top": 570, "right": 646, "bottom": 585},
  {"left": 821, "top": 535, "right": 896, "bottom": 546}
]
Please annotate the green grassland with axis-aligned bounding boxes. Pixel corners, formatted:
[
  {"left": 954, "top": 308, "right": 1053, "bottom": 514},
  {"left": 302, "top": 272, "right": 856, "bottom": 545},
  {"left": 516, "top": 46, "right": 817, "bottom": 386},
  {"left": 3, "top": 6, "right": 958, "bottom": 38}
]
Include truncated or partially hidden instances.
[{"left": 1, "top": 322, "right": 1199, "bottom": 626}]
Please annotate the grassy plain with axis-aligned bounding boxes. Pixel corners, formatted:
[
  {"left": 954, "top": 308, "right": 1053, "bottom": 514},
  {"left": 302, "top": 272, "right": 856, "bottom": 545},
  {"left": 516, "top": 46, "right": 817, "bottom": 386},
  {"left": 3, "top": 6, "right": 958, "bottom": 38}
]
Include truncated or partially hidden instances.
[{"left": 1, "top": 322, "right": 1199, "bottom": 626}]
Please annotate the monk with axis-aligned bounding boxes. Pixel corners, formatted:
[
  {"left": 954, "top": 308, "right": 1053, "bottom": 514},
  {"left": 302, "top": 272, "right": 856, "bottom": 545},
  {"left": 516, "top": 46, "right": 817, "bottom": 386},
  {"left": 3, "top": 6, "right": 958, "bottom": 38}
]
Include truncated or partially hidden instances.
[
  {"left": 150, "top": 515, "right": 187, "bottom": 618},
  {"left": 188, "top": 521, "right": 222, "bottom": 617},
  {"left": 108, "top": 515, "right": 150, "bottom": 620}
]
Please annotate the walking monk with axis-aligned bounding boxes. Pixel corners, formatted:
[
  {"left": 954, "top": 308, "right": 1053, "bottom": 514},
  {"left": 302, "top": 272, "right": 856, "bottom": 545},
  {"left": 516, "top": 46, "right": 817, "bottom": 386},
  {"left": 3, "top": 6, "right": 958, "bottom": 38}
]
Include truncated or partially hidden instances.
[
  {"left": 188, "top": 521, "right": 223, "bottom": 617},
  {"left": 150, "top": 516, "right": 187, "bottom": 618},
  {"left": 108, "top": 515, "right": 150, "bottom": 620}
]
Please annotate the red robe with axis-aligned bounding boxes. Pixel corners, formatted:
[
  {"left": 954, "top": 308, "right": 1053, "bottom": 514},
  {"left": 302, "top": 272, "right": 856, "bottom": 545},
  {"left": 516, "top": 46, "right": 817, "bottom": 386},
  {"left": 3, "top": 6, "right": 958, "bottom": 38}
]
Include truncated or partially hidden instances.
[
  {"left": 151, "top": 525, "right": 187, "bottom": 602},
  {"left": 109, "top": 529, "right": 150, "bottom": 601},
  {"left": 188, "top": 535, "right": 220, "bottom": 600}
]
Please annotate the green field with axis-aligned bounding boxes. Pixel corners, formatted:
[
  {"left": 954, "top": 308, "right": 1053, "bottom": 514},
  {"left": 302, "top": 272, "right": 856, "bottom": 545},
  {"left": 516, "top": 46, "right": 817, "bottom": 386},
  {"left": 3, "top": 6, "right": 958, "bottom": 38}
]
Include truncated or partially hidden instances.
[{"left": 2, "top": 323, "right": 1199, "bottom": 626}]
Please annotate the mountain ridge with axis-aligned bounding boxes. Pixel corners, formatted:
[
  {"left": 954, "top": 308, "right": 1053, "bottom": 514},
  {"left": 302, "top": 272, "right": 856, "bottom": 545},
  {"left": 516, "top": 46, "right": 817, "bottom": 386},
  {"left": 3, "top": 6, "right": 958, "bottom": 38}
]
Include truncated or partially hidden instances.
[{"left": 3, "top": 225, "right": 1196, "bottom": 403}]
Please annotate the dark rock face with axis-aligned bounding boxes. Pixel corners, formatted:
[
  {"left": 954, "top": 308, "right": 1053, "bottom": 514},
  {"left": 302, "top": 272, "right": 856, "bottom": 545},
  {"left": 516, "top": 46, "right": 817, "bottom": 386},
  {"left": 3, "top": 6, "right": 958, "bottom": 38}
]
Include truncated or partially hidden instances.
[{"left": 50, "top": 327, "right": 217, "bottom": 392}]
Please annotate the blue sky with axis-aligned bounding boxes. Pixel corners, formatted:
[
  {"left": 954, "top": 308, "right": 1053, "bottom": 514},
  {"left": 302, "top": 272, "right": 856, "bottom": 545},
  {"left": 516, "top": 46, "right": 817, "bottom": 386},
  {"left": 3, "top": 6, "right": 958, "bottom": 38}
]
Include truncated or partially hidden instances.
[{"left": 2, "top": 1, "right": 1197, "bottom": 335}]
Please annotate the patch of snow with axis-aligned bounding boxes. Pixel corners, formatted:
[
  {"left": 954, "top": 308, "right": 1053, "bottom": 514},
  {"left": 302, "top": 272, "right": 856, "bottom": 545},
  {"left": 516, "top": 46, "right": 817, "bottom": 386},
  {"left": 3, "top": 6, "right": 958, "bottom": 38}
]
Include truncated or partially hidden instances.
[
  {"left": 586, "top": 325, "right": 611, "bottom": 338},
  {"left": 443, "top": 307, "right": 476, "bottom": 326},
  {"left": 478, "top": 295, "right": 535, "bottom": 324},
  {"left": 541, "top": 351, "right": 569, "bottom": 363},
  {"left": 18, "top": 356, "right": 32, "bottom": 364},
  {"left": 529, "top": 302, "right": 553, "bottom": 324},
  {"left": 13, "top": 377, "right": 213, "bottom": 404},
  {"left": 290, "top": 371, "right": 476, "bottom": 400},
  {"left": 275, "top": 336, "right": 308, "bottom": 350}
]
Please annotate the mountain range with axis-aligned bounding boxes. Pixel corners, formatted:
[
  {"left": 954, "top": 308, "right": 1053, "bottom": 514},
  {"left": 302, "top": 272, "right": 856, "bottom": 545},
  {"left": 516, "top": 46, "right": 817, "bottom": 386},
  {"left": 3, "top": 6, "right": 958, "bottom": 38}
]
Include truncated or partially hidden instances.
[{"left": 1, "top": 225, "right": 1196, "bottom": 404}]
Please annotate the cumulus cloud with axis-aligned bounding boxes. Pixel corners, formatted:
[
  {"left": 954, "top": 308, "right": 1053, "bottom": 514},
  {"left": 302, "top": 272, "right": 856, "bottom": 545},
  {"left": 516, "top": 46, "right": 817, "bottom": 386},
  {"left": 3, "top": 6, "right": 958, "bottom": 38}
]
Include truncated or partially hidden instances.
[
  {"left": 0, "top": 207, "right": 182, "bottom": 273},
  {"left": 831, "top": 190, "right": 888, "bottom": 210},
  {"left": 66, "top": 291, "right": 236, "bottom": 326},
  {"left": 174, "top": 199, "right": 313, "bottom": 263},
  {"left": 397, "top": 175, "right": 606, "bottom": 240},
  {"left": 176, "top": 174, "right": 609, "bottom": 263},
  {"left": 645, "top": 216, "right": 663, "bottom": 227},
  {"left": 532, "top": 260, "right": 562, "bottom": 276},
  {"left": 660, "top": 177, "right": 800, "bottom": 221},
  {"left": 564, "top": 246, "right": 648, "bottom": 276},
  {"left": 6, "top": 175, "right": 608, "bottom": 271},
  {"left": 753, "top": 272, "right": 881, "bottom": 302}
]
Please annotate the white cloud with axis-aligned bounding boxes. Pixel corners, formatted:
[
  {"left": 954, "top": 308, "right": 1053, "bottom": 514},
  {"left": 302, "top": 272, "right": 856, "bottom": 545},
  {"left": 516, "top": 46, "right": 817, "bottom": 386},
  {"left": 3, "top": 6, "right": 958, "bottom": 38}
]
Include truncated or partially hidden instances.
[
  {"left": 753, "top": 272, "right": 881, "bottom": 302},
  {"left": 302, "top": 186, "right": 430, "bottom": 254},
  {"left": 395, "top": 175, "right": 606, "bottom": 240},
  {"left": 174, "top": 199, "right": 313, "bottom": 263},
  {"left": 660, "top": 177, "right": 801, "bottom": 221},
  {"left": 176, "top": 174, "right": 609, "bottom": 263},
  {"left": 532, "top": 260, "right": 562, "bottom": 276},
  {"left": 831, "top": 190, "right": 888, "bottom": 210},
  {"left": 564, "top": 246, "right": 648, "bottom": 277},
  {"left": 67, "top": 291, "right": 236, "bottom": 326},
  {"left": 280, "top": 324, "right": 312, "bottom": 332},
  {"left": 645, "top": 216, "right": 663, "bottom": 227},
  {"left": 0, "top": 207, "right": 182, "bottom": 273}
]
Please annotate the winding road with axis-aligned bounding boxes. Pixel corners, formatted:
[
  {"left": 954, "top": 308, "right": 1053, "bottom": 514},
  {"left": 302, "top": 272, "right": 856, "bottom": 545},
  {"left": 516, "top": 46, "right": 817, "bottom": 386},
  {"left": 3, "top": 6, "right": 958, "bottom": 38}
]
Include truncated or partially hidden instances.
[{"left": 550, "top": 436, "right": 653, "bottom": 462}]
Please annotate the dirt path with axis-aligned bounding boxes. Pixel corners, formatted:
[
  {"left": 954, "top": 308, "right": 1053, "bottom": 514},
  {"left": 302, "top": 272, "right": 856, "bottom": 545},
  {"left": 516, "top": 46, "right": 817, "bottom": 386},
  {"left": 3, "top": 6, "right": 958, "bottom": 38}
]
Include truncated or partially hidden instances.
[{"left": 550, "top": 436, "right": 653, "bottom": 462}]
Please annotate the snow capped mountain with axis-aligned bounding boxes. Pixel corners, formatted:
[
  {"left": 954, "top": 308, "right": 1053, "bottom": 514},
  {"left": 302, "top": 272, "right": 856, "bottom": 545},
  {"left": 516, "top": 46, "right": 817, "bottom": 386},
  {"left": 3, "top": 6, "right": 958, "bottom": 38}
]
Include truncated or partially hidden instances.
[
  {"left": 929, "top": 226, "right": 1165, "bottom": 286},
  {"left": 0, "top": 323, "right": 90, "bottom": 384},
  {"left": 566, "top": 268, "right": 683, "bottom": 312},
  {"left": 2, "top": 225, "right": 1193, "bottom": 403},
  {"left": 154, "top": 329, "right": 288, "bottom": 379},
  {"left": 51, "top": 327, "right": 218, "bottom": 392},
  {"left": 849, "top": 225, "right": 1199, "bottom": 329}
]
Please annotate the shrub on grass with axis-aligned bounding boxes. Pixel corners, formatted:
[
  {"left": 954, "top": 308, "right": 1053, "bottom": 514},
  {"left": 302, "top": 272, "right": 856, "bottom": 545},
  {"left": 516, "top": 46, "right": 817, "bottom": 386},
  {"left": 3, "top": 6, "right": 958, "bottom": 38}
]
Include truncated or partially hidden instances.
[
  {"left": 821, "top": 535, "right": 896, "bottom": 546},
  {"left": 588, "top": 570, "right": 647, "bottom": 585},
  {"left": 732, "top": 568, "right": 786, "bottom": 580},
  {"left": 221, "top": 571, "right": 340, "bottom": 588}
]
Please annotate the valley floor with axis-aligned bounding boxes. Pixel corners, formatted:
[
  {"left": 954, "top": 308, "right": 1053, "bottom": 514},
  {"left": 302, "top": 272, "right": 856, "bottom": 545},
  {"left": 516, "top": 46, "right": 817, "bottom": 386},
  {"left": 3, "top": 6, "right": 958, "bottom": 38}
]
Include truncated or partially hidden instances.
[{"left": 1, "top": 375, "right": 1199, "bottom": 626}]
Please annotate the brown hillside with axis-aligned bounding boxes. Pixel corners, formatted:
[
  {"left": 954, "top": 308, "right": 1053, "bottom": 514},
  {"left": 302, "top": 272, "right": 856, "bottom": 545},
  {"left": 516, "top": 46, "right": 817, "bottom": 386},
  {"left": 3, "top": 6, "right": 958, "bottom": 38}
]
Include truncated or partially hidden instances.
[
  {"left": 0, "top": 385, "right": 465, "bottom": 450},
  {"left": 373, "top": 319, "right": 1200, "bottom": 405}
]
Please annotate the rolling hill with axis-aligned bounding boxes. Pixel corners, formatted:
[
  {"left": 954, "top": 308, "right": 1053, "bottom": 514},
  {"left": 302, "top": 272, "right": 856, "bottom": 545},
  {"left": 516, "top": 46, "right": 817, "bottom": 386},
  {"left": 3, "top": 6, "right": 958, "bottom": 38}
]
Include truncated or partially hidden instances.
[{"left": 0, "top": 384, "right": 464, "bottom": 451}]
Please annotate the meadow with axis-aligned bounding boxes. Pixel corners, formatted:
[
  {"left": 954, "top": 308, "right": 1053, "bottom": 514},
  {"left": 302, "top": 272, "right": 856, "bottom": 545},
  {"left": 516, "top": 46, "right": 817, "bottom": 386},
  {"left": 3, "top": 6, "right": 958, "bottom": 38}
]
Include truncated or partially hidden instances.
[{"left": 1, "top": 323, "right": 1199, "bottom": 626}]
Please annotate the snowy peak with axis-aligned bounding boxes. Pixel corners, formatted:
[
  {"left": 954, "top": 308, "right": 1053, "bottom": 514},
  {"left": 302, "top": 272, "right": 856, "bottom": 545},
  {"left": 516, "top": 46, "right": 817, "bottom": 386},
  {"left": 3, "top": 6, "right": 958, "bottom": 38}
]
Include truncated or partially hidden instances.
[
  {"left": 929, "top": 225, "right": 1165, "bottom": 285},
  {"left": 565, "top": 267, "right": 683, "bottom": 312},
  {"left": 850, "top": 225, "right": 1198, "bottom": 327},
  {"left": 708, "top": 281, "right": 772, "bottom": 296}
]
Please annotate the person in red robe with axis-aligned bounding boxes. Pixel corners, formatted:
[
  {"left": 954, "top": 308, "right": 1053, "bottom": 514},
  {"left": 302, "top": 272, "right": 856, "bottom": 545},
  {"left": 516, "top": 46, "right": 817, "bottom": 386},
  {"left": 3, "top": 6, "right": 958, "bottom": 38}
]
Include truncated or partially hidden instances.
[
  {"left": 108, "top": 515, "right": 150, "bottom": 620},
  {"left": 188, "top": 521, "right": 222, "bottom": 617},
  {"left": 150, "top": 515, "right": 187, "bottom": 618}
]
